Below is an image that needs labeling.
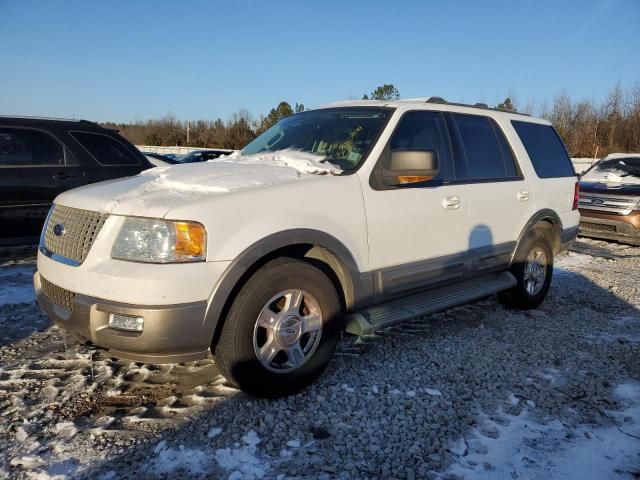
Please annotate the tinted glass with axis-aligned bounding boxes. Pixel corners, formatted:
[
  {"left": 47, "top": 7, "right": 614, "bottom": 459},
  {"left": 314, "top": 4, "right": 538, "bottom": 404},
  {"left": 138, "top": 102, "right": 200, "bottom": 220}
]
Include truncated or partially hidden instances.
[
  {"left": 72, "top": 131, "right": 140, "bottom": 166},
  {"left": 242, "top": 108, "right": 389, "bottom": 171},
  {"left": 494, "top": 123, "right": 518, "bottom": 177},
  {"left": 0, "top": 128, "right": 64, "bottom": 166},
  {"left": 176, "top": 150, "right": 229, "bottom": 163},
  {"left": 512, "top": 121, "right": 574, "bottom": 178},
  {"left": 389, "top": 111, "right": 451, "bottom": 180},
  {"left": 453, "top": 114, "right": 505, "bottom": 179}
]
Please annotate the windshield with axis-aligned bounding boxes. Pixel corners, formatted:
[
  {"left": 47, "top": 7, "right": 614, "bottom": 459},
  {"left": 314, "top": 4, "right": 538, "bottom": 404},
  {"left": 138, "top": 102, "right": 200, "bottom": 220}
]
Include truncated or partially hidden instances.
[
  {"left": 582, "top": 157, "right": 640, "bottom": 184},
  {"left": 241, "top": 107, "right": 390, "bottom": 171}
]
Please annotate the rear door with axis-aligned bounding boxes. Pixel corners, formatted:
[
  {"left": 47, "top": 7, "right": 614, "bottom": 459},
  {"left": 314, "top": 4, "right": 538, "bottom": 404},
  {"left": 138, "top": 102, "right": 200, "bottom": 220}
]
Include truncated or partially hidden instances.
[
  {"left": 447, "top": 113, "right": 533, "bottom": 270},
  {"left": 0, "top": 127, "right": 86, "bottom": 239},
  {"left": 510, "top": 121, "right": 578, "bottom": 231}
]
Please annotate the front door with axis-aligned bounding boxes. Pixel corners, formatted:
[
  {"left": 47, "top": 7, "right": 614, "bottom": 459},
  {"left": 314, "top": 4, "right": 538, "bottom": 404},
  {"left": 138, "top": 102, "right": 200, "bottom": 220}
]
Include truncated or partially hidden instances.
[{"left": 361, "top": 110, "right": 472, "bottom": 297}]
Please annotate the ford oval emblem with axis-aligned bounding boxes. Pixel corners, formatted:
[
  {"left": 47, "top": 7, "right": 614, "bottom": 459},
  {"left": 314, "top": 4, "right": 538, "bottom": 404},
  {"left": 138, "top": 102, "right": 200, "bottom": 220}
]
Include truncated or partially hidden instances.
[
  {"left": 53, "top": 223, "right": 66, "bottom": 237},
  {"left": 591, "top": 198, "right": 604, "bottom": 205}
]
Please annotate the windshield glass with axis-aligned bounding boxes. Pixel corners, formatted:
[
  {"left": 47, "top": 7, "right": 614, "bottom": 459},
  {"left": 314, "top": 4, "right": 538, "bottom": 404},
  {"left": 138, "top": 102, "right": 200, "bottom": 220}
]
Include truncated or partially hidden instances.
[
  {"left": 582, "top": 157, "right": 640, "bottom": 184},
  {"left": 241, "top": 107, "right": 390, "bottom": 171}
]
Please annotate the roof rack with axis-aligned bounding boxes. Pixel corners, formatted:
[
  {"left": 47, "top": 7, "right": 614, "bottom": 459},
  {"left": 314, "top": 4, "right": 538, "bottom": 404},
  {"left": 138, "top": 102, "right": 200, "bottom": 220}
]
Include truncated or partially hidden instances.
[
  {"left": 424, "top": 97, "right": 530, "bottom": 116},
  {"left": 0, "top": 115, "right": 100, "bottom": 124}
]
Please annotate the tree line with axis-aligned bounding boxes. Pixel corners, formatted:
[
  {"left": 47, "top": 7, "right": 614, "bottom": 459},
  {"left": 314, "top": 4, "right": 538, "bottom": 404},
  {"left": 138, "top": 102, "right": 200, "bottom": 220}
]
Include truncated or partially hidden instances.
[{"left": 105, "top": 83, "right": 640, "bottom": 158}]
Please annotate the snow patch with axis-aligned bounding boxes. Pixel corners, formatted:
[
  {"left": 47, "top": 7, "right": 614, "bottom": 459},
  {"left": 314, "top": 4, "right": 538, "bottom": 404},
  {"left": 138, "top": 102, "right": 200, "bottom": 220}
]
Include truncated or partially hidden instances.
[
  {"left": 0, "top": 265, "right": 35, "bottom": 305},
  {"left": 54, "top": 421, "right": 77, "bottom": 438},
  {"left": 425, "top": 388, "right": 442, "bottom": 397},
  {"left": 215, "top": 445, "right": 267, "bottom": 479},
  {"left": 100, "top": 149, "right": 339, "bottom": 213},
  {"left": 242, "top": 429, "right": 261, "bottom": 446},
  {"left": 149, "top": 442, "right": 210, "bottom": 476},
  {"left": 614, "top": 382, "right": 640, "bottom": 401},
  {"left": 555, "top": 252, "right": 594, "bottom": 277},
  {"left": 446, "top": 382, "right": 640, "bottom": 480},
  {"left": 220, "top": 149, "right": 342, "bottom": 175},
  {"left": 208, "top": 426, "right": 223, "bottom": 438}
]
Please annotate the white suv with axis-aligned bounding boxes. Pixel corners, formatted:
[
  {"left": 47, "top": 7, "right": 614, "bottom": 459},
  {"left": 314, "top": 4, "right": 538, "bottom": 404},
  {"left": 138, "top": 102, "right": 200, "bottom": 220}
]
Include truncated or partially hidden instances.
[{"left": 35, "top": 97, "right": 580, "bottom": 397}]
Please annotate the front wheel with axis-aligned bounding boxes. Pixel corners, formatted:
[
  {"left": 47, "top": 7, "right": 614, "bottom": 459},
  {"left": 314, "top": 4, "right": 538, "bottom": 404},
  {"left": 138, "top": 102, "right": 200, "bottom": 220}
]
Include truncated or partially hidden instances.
[
  {"left": 499, "top": 229, "right": 554, "bottom": 310},
  {"left": 214, "top": 258, "right": 341, "bottom": 397}
]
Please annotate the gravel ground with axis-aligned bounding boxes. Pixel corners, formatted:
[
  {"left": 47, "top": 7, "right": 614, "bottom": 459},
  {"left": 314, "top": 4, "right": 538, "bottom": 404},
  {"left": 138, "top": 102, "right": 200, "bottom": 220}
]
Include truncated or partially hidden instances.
[{"left": 0, "top": 238, "right": 639, "bottom": 479}]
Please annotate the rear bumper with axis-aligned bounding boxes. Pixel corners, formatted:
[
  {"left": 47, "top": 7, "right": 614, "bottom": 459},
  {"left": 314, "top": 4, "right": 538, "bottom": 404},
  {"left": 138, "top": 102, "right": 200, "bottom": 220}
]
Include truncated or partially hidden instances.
[
  {"left": 34, "top": 272, "right": 210, "bottom": 363},
  {"left": 560, "top": 225, "right": 579, "bottom": 252},
  {"left": 578, "top": 210, "right": 640, "bottom": 245}
]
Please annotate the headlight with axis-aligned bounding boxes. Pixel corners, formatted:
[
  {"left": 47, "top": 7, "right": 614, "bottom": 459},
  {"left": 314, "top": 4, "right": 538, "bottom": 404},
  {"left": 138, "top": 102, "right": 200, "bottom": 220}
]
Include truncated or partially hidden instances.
[{"left": 111, "top": 217, "right": 206, "bottom": 263}]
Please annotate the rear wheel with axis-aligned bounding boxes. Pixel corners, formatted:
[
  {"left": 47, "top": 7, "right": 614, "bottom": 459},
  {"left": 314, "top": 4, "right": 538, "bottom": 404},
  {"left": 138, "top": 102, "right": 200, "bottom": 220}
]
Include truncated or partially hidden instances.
[
  {"left": 214, "top": 258, "right": 341, "bottom": 397},
  {"left": 499, "top": 229, "right": 554, "bottom": 310}
]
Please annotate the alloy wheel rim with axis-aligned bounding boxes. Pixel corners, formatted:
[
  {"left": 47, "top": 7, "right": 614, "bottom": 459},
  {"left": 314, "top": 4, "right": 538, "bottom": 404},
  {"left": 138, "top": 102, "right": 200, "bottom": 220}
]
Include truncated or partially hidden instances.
[
  {"left": 253, "top": 289, "right": 323, "bottom": 373},
  {"left": 524, "top": 247, "right": 547, "bottom": 296}
]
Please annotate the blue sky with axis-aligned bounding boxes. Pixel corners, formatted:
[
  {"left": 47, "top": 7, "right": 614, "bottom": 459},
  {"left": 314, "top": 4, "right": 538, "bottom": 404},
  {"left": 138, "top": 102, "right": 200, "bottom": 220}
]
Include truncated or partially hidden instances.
[{"left": 1, "top": 0, "right": 638, "bottom": 123}]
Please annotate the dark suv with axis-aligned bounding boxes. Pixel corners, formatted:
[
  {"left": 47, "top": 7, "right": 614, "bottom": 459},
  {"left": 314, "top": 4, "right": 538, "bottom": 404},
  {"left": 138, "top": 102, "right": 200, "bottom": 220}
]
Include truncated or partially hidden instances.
[{"left": 0, "top": 116, "right": 153, "bottom": 243}]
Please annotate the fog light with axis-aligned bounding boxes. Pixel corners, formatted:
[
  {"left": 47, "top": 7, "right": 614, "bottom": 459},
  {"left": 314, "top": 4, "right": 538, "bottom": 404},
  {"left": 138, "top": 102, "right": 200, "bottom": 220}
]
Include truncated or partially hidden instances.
[{"left": 109, "top": 313, "right": 144, "bottom": 332}]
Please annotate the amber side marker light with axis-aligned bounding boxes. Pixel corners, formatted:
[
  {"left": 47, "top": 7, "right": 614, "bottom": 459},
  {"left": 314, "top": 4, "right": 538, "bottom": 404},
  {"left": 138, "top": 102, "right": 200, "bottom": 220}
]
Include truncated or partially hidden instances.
[
  {"left": 174, "top": 222, "right": 206, "bottom": 258},
  {"left": 397, "top": 176, "right": 433, "bottom": 184}
]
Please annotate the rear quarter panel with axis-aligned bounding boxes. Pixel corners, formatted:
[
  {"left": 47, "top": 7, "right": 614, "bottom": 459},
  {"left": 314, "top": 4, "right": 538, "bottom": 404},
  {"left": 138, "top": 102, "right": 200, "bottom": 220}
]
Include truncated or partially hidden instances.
[{"left": 497, "top": 117, "right": 579, "bottom": 231}]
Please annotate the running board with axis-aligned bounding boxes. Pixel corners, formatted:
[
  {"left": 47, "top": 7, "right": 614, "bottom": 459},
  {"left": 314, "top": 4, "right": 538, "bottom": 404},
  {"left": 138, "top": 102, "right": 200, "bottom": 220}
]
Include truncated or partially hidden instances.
[{"left": 344, "top": 271, "right": 517, "bottom": 336}]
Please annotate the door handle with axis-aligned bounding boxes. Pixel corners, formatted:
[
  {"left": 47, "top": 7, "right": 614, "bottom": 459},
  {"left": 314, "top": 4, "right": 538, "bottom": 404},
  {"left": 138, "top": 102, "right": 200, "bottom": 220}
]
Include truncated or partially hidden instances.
[
  {"left": 443, "top": 195, "right": 461, "bottom": 210},
  {"left": 52, "top": 172, "right": 77, "bottom": 180},
  {"left": 517, "top": 190, "right": 530, "bottom": 202}
]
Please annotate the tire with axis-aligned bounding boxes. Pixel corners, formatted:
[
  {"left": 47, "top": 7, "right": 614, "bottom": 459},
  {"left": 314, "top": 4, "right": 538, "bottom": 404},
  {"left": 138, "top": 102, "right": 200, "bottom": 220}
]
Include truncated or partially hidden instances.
[
  {"left": 499, "top": 229, "right": 554, "bottom": 310},
  {"left": 214, "top": 257, "right": 341, "bottom": 397}
]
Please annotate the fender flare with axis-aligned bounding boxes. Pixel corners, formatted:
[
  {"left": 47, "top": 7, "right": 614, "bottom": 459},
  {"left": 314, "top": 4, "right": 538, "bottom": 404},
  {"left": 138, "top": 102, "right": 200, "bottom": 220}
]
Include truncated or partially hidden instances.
[
  {"left": 201, "top": 229, "right": 371, "bottom": 347},
  {"left": 512, "top": 209, "right": 563, "bottom": 262}
]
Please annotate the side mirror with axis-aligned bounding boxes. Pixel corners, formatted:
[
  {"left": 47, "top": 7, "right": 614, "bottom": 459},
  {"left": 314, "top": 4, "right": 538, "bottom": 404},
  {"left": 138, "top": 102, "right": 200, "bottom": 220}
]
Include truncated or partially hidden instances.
[{"left": 382, "top": 150, "right": 439, "bottom": 186}]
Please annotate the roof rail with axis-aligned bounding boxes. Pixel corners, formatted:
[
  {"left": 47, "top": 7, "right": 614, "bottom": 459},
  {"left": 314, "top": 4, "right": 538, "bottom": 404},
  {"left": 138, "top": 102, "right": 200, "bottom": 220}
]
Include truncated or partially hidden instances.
[
  {"left": 424, "top": 97, "right": 530, "bottom": 116},
  {"left": 0, "top": 115, "right": 101, "bottom": 124}
]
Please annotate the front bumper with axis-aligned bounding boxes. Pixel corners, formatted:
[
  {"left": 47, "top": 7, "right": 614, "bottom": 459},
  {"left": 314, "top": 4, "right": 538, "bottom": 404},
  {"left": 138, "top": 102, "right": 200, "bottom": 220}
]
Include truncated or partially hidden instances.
[
  {"left": 34, "top": 272, "right": 210, "bottom": 363},
  {"left": 578, "top": 210, "right": 640, "bottom": 245}
]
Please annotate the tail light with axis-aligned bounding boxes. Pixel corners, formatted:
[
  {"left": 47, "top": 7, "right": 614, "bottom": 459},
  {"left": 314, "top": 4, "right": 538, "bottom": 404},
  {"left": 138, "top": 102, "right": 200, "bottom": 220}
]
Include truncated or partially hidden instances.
[{"left": 572, "top": 182, "right": 579, "bottom": 210}]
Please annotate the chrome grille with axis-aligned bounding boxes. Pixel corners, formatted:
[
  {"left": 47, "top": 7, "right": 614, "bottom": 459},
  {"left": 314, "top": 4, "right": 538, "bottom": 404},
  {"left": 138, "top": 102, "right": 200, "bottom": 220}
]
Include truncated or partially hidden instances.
[
  {"left": 41, "top": 277, "right": 75, "bottom": 312},
  {"left": 578, "top": 192, "right": 639, "bottom": 215},
  {"left": 42, "top": 205, "right": 108, "bottom": 265}
]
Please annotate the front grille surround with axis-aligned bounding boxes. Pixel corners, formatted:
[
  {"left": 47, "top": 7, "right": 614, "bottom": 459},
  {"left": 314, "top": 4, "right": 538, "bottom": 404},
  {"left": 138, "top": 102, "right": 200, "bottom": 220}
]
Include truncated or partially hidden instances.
[
  {"left": 40, "top": 277, "right": 75, "bottom": 312},
  {"left": 42, "top": 205, "right": 108, "bottom": 265},
  {"left": 578, "top": 192, "right": 639, "bottom": 215}
]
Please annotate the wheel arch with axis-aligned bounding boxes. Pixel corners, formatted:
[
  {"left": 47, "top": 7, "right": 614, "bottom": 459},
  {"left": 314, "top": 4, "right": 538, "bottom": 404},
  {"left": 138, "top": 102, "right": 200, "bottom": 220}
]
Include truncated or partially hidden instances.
[
  {"left": 512, "top": 209, "right": 563, "bottom": 263},
  {"left": 203, "top": 229, "right": 371, "bottom": 351}
]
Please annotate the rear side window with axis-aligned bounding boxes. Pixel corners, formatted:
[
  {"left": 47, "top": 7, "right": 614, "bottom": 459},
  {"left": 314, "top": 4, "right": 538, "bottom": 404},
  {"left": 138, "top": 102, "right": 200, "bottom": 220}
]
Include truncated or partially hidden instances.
[
  {"left": 0, "top": 128, "right": 69, "bottom": 166},
  {"left": 512, "top": 121, "right": 574, "bottom": 178},
  {"left": 452, "top": 114, "right": 512, "bottom": 179},
  {"left": 71, "top": 131, "right": 140, "bottom": 166},
  {"left": 495, "top": 125, "right": 518, "bottom": 177}
]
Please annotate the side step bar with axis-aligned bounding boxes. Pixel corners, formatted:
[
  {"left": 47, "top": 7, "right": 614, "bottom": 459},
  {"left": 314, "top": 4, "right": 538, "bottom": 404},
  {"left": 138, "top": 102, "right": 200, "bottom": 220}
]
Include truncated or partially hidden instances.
[{"left": 344, "top": 271, "right": 517, "bottom": 335}]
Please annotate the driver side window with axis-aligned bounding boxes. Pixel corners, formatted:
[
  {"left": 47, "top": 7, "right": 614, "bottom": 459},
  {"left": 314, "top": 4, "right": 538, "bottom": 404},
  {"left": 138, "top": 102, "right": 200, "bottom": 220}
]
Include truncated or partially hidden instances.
[{"left": 388, "top": 111, "right": 452, "bottom": 181}]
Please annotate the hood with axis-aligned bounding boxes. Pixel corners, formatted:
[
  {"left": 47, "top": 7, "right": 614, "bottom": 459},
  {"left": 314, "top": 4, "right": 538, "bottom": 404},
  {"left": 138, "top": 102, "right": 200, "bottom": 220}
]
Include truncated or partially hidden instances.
[{"left": 55, "top": 151, "right": 341, "bottom": 218}]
